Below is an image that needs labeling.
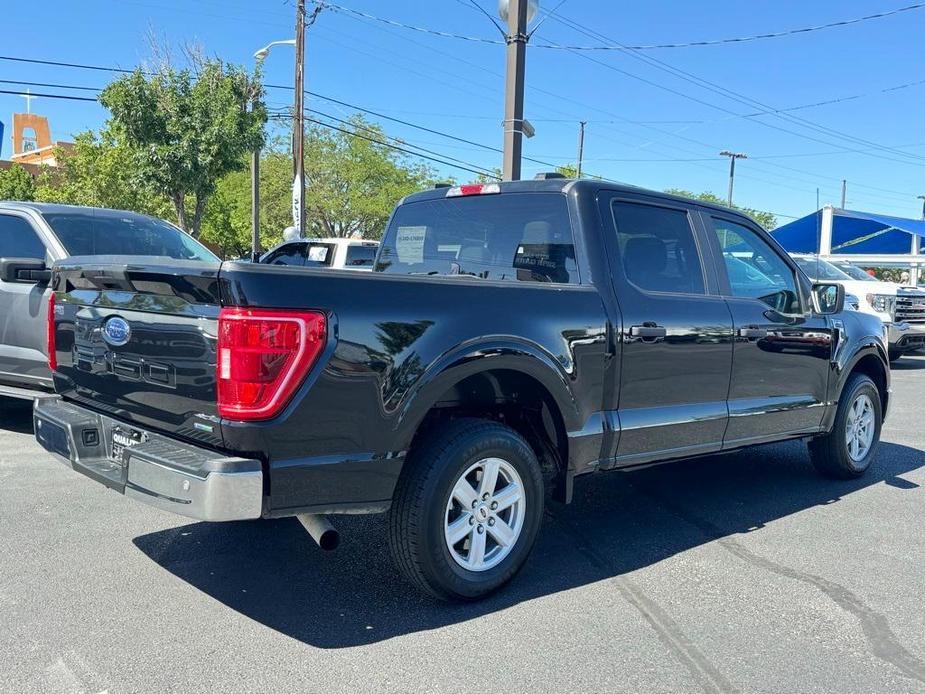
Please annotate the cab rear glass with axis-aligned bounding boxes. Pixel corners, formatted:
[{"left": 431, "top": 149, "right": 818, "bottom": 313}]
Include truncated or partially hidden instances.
[{"left": 375, "top": 193, "right": 578, "bottom": 284}]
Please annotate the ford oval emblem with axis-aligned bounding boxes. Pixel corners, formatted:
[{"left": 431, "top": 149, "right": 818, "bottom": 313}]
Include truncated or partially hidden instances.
[{"left": 102, "top": 316, "right": 131, "bottom": 347}]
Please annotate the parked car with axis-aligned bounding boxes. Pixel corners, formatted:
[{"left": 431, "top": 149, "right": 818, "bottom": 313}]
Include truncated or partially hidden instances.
[
  {"left": 0, "top": 202, "right": 218, "bottom": 399},
  {"left": 790, "top": 254, "right": 925, "bottom": 361},
  {"left": 261, "top": 237, "right": 379, "bottom": 270},
  {"left": 34, "top": 179, "right": 889, "bottom": 600}
]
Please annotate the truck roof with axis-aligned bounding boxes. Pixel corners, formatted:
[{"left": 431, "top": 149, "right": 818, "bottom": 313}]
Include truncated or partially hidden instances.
[
  {"left": 0, "top": 201, "right": 159, "bottom": 219},
  {"left": 400, "top": 177, "right": 745, "bottom": 219}
]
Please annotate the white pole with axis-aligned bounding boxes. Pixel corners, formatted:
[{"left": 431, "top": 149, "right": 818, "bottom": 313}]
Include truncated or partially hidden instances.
[{"left": 819, "top": 205, "right": 834, "bottom": 256}]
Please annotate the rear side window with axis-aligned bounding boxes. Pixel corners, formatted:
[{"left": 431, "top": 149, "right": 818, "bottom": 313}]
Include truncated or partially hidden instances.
[
  {"left": 263, "top": 243, "right": 306, "bottom": 266},
  {"left": 375, "top": 193, "right": 578, "bottom": 284},
  {"left": 345, "top": 244, "right": 377, "bottom": 267},
  {"left": 611, "top": 201, "right": 705, "bottom": 295},
  {"left": 0, "top": 214, "right": 46, "bottom": 259}
]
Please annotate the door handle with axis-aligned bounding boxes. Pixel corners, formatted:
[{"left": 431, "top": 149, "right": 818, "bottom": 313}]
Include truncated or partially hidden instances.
[
  {"left": 737, "top": 327, "right": 768, "bottom": 339},
  {"left": 629, "top": 324, "right": 667, "bottom": 339}
]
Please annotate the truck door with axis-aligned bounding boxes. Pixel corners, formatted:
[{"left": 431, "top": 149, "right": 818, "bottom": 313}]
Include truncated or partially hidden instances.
[
  {"left": 702, "top": 213, "right": 832, "bottom": 444},
  {"left": 0, "top": 211, "right": 53, "bottom": 390},
  {"left": 599, "top": 195, "right": 734, "bottom": 466}
]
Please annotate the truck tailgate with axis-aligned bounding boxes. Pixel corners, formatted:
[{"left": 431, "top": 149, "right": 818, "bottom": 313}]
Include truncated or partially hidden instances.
[{"left": 51, "top": 257, "right": 225, "bottom": 447}]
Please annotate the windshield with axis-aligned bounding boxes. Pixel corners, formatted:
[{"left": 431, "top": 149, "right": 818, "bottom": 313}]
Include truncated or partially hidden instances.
[
  {"left": 793, "top": 256, "right": 852, "bottom": 281},
  {"left": 43, "top": 210, "right": 219, "bottom": 261},
  {"left": 833, "top": 262, "right": 878, "bottom": 281}
]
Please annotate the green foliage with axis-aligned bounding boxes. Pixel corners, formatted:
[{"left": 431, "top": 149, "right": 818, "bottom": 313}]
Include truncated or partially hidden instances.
[
  {"left": 665, "top": 189, "right": 778, "bottom": 230},
  {"left": 555, "top": 164, "right": 579, "bottom": 178},
  {"left": 99, "top": 59, "right": 266, "bottom": 237},
  {"left": 0, "top": 164, "right": 36, "bottom": 201},
  {"left": 34, "top": 131, "right": 172, "bottom": 218},
  {"left": 200, "top": 150, "right": 293, "bottom": 258},
  {"left": 304, "top": 116, "right": 437, "bottom": 239}
]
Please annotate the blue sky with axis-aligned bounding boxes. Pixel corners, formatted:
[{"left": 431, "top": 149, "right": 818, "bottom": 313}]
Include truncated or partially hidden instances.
[{"left": 2, "top": 0, "right": 924, "bottom": 223}]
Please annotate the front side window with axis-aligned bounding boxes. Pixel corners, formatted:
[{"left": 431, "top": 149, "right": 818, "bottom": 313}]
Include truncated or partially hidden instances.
[
  {"left": 0, "top": 214, "right": 46, "bottom": 259},
  {"left": 611, "top": 201, "right": 705, "bottom": 295},
  {"left": 711, "top": 217, "right": 801, "bottom": 313},
  {"left": 376, "top": 193, "right": 578, "bottom": 284}
]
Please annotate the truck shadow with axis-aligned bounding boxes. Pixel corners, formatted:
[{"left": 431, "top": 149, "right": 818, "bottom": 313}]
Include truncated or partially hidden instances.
[
  {"left": 891, "top": 354, "right": 925, "bottom": 371},
  {"left": 133, "top": 440, "right": 924, "bottom": 649}
]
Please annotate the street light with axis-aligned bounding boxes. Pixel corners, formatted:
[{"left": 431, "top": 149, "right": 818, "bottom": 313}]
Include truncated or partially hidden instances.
[
  {"left": 254, "top": 39, "right": 296, "bottom": 61},
  {"left": 250, "top": 38, "right": 297, "bottom": 262},
  {"left": 497, "top": 0, "right": 538, "bottom": 24},
  {"left": 498, "top": 0, "right": 539, "bottom": 181}
]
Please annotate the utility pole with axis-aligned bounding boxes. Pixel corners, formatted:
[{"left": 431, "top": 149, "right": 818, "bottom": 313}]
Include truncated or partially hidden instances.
[
  {"left": 841, "top": 179, "right": 847, "bottom": 209},
  {"left": 292, "top": 0, "right": 306, "bottom": 235},
  {"left": 720, "top": 150, "right": 747, "bottom": 207},
  {"left": 576, "top": 121, "right": 586, "bottom": 179},
  {"left": 251, "top": 110, "right": 261, "bottom": 262},
  {"left": 502, "top": 0, "right": 529, "bottom": 181}
]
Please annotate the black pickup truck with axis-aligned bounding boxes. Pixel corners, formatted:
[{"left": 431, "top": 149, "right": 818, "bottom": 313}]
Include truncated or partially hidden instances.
[{"left": 34, "top": 178, "right": 889, "bottom": 600}]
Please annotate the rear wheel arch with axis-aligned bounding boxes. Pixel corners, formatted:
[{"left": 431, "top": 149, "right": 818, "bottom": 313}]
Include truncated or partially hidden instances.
[{"left": 397, "top": 364, "right": 574, "bottom": 496}]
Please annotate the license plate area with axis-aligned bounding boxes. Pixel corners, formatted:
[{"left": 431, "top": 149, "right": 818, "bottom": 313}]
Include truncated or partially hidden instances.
[{"left": 110, "top": 425, "right": 148, "bottom": 463}]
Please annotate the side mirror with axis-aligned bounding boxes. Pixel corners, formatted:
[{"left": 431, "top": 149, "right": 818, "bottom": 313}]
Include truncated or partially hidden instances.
[
  {"left": 0, "top": 258, "right": 51, "bottom": 285},
  {"left": 812, "top": 282, "right": 845, "bottom": 315}
]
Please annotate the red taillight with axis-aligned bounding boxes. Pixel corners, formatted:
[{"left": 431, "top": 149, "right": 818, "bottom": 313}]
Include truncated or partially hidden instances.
[
  {"left": 47, "top": 292, "right": 57, "bottom": 371},
  {"left": 216, "top": 307, "right": 326, "bottom": 421}
]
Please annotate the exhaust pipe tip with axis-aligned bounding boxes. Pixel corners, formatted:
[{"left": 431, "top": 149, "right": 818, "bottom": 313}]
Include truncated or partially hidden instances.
[
  {"left": 297, "top": 513, "right": 340, "bottom": 551},
  {"left": 317, "top": 527, "right": 340, "bottom": 551}
]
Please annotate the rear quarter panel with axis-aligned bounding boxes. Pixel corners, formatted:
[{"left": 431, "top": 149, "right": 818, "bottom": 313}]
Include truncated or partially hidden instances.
[{"left": 218, "top": 263, "right": 609, "bottom": 513}]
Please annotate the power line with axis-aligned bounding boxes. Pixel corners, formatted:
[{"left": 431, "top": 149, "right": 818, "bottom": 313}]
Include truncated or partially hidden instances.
[
  {"left": 268, "top": 104, "right": 500, "bottom": 177},
  {"left": 538, "top": 2, "right": 925, "bottom": 50},
  {"left": 311, "top": 1, "right": 925, "bottom": 51},
  {"left": 0, "top": 88, "right": 96, "bottom": 102},
  {"left": 269, "top": 112, "right": 500, "bottom": 178},
  {"left": 543, "top": 12, "right": 925, "bottom": 169},
  {"left": 0, "top": 54, "right": 573, "bottom": 174}
]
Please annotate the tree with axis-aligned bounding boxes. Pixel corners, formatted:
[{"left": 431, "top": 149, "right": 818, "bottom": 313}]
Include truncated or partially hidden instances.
[
  {"left": 34, "top": 131, "right": 172, "bottom": 217},
  {"left": 304, "top": 116, "right": 436, "bottom": 239},
  {"left": 665, "top": 189, "right": 777, "bottom": 230},
  {"left": 99, "top": 59, "right": 266, "bottom": 237},
  {"left": 0, "top": 164, "right": 36, "bottom": 201},
  {"left": 200, "top": 150, "right": 293, "bottom": 258}
]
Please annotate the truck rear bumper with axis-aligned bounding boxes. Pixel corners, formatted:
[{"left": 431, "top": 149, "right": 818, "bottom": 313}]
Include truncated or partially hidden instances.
[{"left": 33, "top": 397, "right": 264, "bottom": 522}]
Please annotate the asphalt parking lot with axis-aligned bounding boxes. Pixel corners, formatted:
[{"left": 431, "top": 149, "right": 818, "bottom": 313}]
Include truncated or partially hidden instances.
[{"left": 1, "top": 357, "right": 924, "bottom": 694}]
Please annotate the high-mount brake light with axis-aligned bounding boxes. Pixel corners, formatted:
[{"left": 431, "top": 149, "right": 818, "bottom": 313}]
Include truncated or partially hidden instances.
[
  {"left": 445, "top": 183, "right": 501, "bottom": 198},
  {"left": 47, "top": 292, "right": 57, "bottom": 371},
  {"left": 217, "top": 307, "right": 327, "bottom": 421}
]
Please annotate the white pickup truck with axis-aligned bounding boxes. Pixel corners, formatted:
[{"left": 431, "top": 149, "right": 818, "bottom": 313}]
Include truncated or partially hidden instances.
[{"left": 791, "top": 254, "right": 925, "bottom": 361}]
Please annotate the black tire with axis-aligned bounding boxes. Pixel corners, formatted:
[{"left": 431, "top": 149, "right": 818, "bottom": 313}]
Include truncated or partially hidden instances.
[
  {"left": 808, "top": 373, "right": 882, "bottom": 479},
  {"left": 888, "top": 349, "right": 902, "bottom": 363},
  {"left": 388, "top": 418, "right": 544, "bottom": 601}
]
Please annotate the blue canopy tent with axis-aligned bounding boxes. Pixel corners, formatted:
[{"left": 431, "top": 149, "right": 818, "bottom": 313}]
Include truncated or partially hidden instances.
[{"left": 771, "top": 207, "right": 924, "bottom": 282}]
